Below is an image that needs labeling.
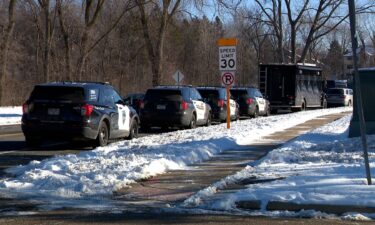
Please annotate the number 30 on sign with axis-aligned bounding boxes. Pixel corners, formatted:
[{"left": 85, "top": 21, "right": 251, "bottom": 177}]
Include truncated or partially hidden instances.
[{"left": 219, "top": 46, "right": 236, "bottom": 71}]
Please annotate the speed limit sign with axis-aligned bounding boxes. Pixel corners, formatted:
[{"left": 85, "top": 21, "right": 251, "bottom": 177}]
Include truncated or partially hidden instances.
[
  {"left": 219, "top": 46, "right": 236, "bottom": 71},
  {"left": 218, "top": 38, "right": 237, "bottom": 71}
]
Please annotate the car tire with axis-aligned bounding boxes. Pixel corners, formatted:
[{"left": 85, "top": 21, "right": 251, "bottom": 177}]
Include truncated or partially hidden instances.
[
  {"left": 25, "top": 136, "right": 42, "bottom": 148},
  {"left": 188, "top": 114, "right": 197, "bottom": 129},
  {"left": 348, "top": 100, "right": 352, "bottom": 107},
  {"left": 265, "top": 106, "right": 271, "bottom": 117},
  {"left": 322, "top": 98, "right": 327, "bottom": 109},
  {"left": 252, "top": 107, "right": 259, "bottom": 118},
  {"left": 127, "top": 120, "right": 139, "bottom": 140},
  {"left": 206, "top": 112, "right": 212, "bottom": 126},
  {"left": 95, "top": 122, "right": 109, "bottom": 147}
]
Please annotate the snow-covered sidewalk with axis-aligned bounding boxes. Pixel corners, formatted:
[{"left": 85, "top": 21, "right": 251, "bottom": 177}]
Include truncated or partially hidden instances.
[{"left": 182, "top": 114, "right": 375, "bottom": 220}]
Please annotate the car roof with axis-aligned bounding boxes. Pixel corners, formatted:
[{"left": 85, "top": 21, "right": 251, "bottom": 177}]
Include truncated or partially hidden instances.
[
  {"left": 230, "top": 87, "right": 258, "bottom": 91},
  {"left": 152, "top": 85, "right": 193, "bottom": 90},
  {"left": 36, "top": 81, "right": 110, "bottom": 88},
  {"left": 196, "top": 86, "right": 225, "bottom": 90},
  {"left": 327, "top": 88, "right": 352, "bottom": 90}
]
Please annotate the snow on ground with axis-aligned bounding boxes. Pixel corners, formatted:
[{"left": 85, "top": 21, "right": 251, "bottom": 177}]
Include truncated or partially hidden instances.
[
  {"left": 182, "top": 113, "right": 375, "bottom": 220},
  {"left": 0, "top": 106, "right": 22, "bottom": 125},
  {"left": 0, "top": 107, "right": 352, "bottom": 211}
]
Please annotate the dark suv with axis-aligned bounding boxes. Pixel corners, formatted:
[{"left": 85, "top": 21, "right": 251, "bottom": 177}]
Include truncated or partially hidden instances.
[
  {"left": 124, "top": 93, "right": 145, "bottom": 114},
  {"left": 140, "top": 86, "right": 211, "bottom": 130},
  {"left": 22, "top": 82, "right": 140, "bottom": 147},
  {"left": 230, "top": 87, "right": 270, "bottom": 118},
  {"left": 197, "top": 87, "right": 239, "bottom": 122}
]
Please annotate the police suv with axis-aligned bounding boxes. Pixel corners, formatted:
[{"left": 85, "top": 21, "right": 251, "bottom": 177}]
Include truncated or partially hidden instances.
[
  {"left": 140, "top": 85, "right": 212, "bottom": 130},
  {"left": 22, "top": 82, "right": 140, "bottom": 147}
]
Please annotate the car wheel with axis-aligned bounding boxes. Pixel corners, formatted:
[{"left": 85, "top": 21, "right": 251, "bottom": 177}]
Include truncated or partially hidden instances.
[
  {"left": 127, "top": 120, "right": 139, "bottom": 140},
  {"left": 301, "top": 101, "right": 306, "bottom": 111},
  {"left": 265, "top": 106, "right": 271, "bottom": 117},
  {"left": 188, "top": 114, "right": 197, "bottom": 129},
  {"left": 206, "top": 112, "right": 212, "bottom": 126},
  {"left": 252, "top": 106, "right": 259, "bottom": 118},
  {"left": 96, "top": 122, "right": 109, "bottom": 147},
  {"left": 25, "top": 136, "right": 42, "bottom": 148},
  {"left": 348, "top": 100, "right": 352, "bottom": 107},
  {"left": 322, "top": 98, "right": 327, "bottom": 109}
]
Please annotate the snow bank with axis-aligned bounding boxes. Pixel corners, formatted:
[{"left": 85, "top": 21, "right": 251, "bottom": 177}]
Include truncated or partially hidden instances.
[
  {"left": 0, "top": 106, "right": 22, "bottom": 125},
  {"left": 0, "top": 107, "right": 351, "bottom": 203}
]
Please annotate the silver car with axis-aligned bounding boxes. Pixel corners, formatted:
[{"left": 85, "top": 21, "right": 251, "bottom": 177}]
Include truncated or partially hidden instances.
[{"left": 326, "top": 88, "right": 353, "bottom": 107}]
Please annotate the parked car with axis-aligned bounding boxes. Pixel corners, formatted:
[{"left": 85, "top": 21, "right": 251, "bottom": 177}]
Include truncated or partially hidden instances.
[
  {"left": 326, "top": 88, "right": 353, "bottom": 107},
  {"left": 140, "top": 85, "right": 212, "bottom": 130},
  {"left": 22, "top": 82, "right": 140, "bottom": 147},
  {"left": 230, "top": 87, "right": 270, "bottom": 118},
  {"left": 124, "top": 93, "right": 145, "bottom": 114},
  {"left": 197, "top": 86, "right": 239, "bottom": 122}
]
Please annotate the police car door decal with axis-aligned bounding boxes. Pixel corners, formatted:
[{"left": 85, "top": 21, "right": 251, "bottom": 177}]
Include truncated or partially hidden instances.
[
  {"left": 258, "top": 97, "right": 266, "bottom": 112},
  {"left": 116, "top": 104, "right": 130, "bottom": 131},
  {"left": 229, "top": 99, "right": 236, "bottom": 116},
  {"left": 192, "top": 100, "right": 205, "bottom": 120}
]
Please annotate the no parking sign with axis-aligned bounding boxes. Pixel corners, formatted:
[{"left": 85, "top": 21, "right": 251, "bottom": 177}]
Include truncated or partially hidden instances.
[{"left": 221, "top": 71, "right": 235, "bottom": 86}]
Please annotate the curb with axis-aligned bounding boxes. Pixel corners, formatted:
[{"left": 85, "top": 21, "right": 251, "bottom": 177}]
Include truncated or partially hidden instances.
[{"left": 236, "top": 200, "right": 375, "bottom": 215}]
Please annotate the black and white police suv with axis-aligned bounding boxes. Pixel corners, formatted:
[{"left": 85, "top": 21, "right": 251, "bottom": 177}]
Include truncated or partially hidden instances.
[
  {"left": 140, "top": 85, "right": 212, "bottom": 130},
  {"left": 22, "top": 82, "right": 140, "bottom": 147},
  {"left": 197, "top": 86, "right": 239, "bottom": 122}
]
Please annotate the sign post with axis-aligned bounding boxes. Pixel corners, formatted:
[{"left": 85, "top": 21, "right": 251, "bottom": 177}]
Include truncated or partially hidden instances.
[{"left": 218, "top": 38, "right": 237, "bottom": 129}]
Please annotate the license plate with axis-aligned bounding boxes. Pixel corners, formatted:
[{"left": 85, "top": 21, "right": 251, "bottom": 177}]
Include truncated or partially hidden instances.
[
  {"left": 156, "top": 105, "right": 166, "bottom": 110},
  {"left": 48, "top": 108, "right": 60, "bottom": 115}
]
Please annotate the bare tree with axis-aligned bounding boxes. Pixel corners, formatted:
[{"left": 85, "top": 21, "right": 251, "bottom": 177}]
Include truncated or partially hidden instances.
[
  {"left": 299, "top": 0, "right": 375, "bottom": 63},
  {"left": 0, "top": 0, "right": 17, "bottom": 104},
  {"left": 56, "top": 0, "right": 72, "bottom": 80},
  {"left": 75, "top": 0, "right": 105, "bottom": 80},
  {"left": 254, "top": 0, "right": 284, "bottom": 63},
  {"left": 136, "top": 0, "right": 182, "bottom": 86},
  {"left": 38, "top": 0, "right": 57, "bottom": 82},
  {"left": 284, "top": 0, "right": 309, "bottom": 63}
]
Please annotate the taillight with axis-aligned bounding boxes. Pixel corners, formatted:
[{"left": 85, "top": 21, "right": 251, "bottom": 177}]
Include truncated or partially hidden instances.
[
  {"left": 139, "top": 100, "right": 145, "bottom": 109},
  {"left": 340, "top": 95, "right": 346, "bottom": 99},
  {"left": 181, "top": 101, "right": 189, "bottom": 110},
  {"left": 218, "top": 99, "right": 225, "bottom": 108},
  {"left": 22, "top": 102, "right": 33, "bottom": 114},
  {"left": 81, "top": 104, "right": 94, "bottom": 116},
  {"left": 287, "top": 95, "right": 294, "bottom": 100},
  {"left": 246, "top": 98, "right": 254, "bottom": 105}
]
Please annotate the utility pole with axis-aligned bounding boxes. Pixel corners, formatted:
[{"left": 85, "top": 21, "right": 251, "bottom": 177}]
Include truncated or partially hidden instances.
[{"left": 348, "top": 0, "right": 372, "bottom": 185}]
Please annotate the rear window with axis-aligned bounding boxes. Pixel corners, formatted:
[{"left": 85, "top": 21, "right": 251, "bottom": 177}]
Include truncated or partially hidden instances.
[
  {"left": 326, "top": 89, "right": 344, "bottom": 95},
  {"left": 145, "top": 89, "right": 183, "bottom": 101},
  {"left": 230, "top": 90, "right": 248, "bottom": 99},
  {"left": 30, "top": 86, "right": 86, "bottom": 102},
  {"left": 198, "top": 89, "right": 224, "bottom": 101}
]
